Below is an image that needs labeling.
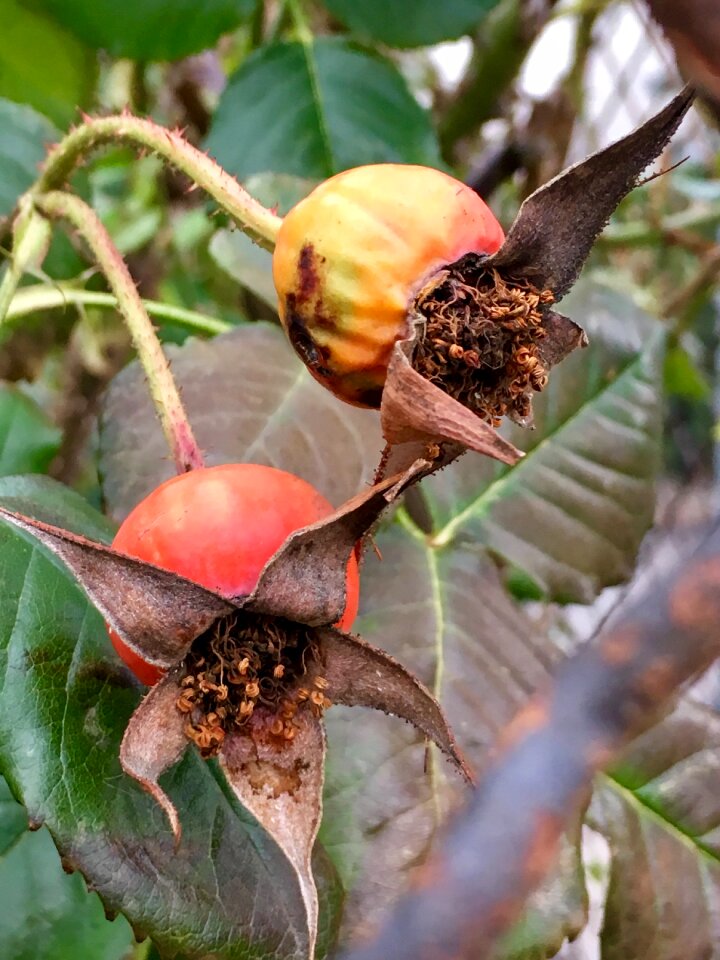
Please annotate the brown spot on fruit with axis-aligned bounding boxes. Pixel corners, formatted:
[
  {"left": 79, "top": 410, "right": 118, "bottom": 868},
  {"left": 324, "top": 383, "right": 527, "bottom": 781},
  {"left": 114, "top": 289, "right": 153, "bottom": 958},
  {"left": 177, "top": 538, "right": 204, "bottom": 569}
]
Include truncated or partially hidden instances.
[
  {"left": 297, "top": 243, "right": 322, "bottom": 301},
  {"left": 354, "top": 384, "right": 384, "bottom": 408},
  {"left": 285, "top": 299, "right": 332, "bottom": 377}
]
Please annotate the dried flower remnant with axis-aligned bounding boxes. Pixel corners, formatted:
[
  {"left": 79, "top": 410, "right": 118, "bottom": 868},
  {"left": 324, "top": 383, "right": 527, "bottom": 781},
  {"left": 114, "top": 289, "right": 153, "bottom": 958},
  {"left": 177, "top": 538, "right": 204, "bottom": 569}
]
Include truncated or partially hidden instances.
[
  {"left": 273, "top": 89, "right": 694, "bottom": 463},
  {"left": 413, "top": 262, "right": 556, "bottom": 427},
  {"left": 0, "top": 457, "right": 470, "bottom": 960},
  {"left": 177, "top": 613, "right": 330, "bottom": 756}
]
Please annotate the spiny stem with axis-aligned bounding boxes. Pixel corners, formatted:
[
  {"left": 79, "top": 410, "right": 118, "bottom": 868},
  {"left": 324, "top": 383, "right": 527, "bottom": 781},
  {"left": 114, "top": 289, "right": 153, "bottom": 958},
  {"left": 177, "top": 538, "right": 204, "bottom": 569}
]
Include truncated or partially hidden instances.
[
  {"left": 32, "top": 114, "right": 282, "bottom": 250},
  {"left": 34, "top": 190, "right": 205, "bottom": 474},
  {"left": 6, "top": 283, "right": 232, "bottom": 337}
]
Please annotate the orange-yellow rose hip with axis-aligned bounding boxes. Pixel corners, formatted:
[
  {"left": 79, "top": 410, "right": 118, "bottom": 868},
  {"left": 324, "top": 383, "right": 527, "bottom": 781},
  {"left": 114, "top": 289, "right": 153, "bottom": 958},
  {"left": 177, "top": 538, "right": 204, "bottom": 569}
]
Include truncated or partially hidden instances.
[{"left": 272, "top": 164, "right": 504, "bottom": 407}]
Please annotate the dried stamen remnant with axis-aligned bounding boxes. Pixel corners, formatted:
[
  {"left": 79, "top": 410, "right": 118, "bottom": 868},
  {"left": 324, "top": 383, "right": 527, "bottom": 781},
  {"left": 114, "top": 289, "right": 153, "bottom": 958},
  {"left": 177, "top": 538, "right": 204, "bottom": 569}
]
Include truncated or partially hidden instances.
[
  {"left": 176, "top": 613, "right": 331, "bottom": 757},
  {"left": 412, "top": 255, "right": 555, "bottom": 425}
]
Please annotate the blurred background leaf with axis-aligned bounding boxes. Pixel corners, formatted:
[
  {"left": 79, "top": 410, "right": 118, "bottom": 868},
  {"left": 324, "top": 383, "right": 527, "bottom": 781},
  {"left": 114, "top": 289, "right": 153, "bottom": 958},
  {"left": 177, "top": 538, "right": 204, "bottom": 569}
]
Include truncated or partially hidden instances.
[
  {"left": 29, "top": 0, "right": 257, "bottom": 61},
  {"left": 0, "top": 99, "right": 58, "bottom": 220},
  {"left": 0, "top": 777, "right": 135, "bottom": 960},
  {"left": 0, "top": 0, "right": 96, "bottom": 128},
  {"left": 321, "top": 0, "right": 501, "bottom": 48},
  {"left": 99, "top": 323, "right": 384, "bottom": 520},
  {"left": 0, "top": 383, "right": 61, "bottom": 474},
  {"left": 205, "top": 39, "right": 441, "bottom": 179},
  {"left": 591, "top": 698, "right": 720, "bottom": 960}
]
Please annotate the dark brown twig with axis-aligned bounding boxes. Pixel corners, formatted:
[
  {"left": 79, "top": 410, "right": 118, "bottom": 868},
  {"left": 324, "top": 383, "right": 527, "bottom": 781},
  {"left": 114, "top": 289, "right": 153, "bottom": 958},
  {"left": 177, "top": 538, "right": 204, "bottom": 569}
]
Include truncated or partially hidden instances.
[{"left": 340, "top": 520, "right": 720, "bottom": 960}]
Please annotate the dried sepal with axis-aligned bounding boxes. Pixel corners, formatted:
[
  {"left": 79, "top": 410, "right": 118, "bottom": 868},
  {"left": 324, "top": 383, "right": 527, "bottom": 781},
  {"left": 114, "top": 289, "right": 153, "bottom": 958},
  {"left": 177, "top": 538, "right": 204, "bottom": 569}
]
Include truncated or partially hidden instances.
[
  {"left": 246, "top": 461, "right": 433, "bottom": 625},
  {"left": 316, "top": 627, "right": 474, "bottom": 784},
  {"left": 220, "top": 710, "right": 326, "bottom": 960},
  {"left": 488, "top": 86, "right": 695, "bottom": 298},
  {"left": 534, "top": 310, "right": 588, "bottom": 368},
  {"left": 119, "top": 668, "right": 188, "bottom": 845},
  {"left": 381, "top": 339, "right": 523, "bottom": 465},
  {"left": 0, "top": 507, "right": 236, "bottom": 669}
]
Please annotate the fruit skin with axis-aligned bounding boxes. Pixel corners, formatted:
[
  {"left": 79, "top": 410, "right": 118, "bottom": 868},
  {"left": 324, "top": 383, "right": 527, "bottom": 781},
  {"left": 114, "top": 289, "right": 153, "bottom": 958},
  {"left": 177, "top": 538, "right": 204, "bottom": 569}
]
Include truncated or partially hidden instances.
[
  {"left": 108, "top": 463, "right": 360, "bottom": 685},
  {"left": 272, "top": 164, "right": 505, "bottom": 408}
]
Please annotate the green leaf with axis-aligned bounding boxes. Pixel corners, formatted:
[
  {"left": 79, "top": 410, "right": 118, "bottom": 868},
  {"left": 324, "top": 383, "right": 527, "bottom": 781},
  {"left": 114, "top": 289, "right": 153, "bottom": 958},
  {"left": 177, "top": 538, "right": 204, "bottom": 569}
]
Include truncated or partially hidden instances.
[
  {"left": 323, "top": 515, "right": 580, "bottom": 948},
  {"left": 0, "top": 776, "right": 27, "bottom": 855},
  {"left": 664, "top": 343, "right": 710, "bottom": 400},
  {"left": 0, "top": 475, "right": 341, "bottom": 959},
  {"left": 0, "top": 98, "right": 59, "bottom": 220},
  {"left": 421, "top": 281, "right": 666, "bottom": 603},
  {"left": 99, "top": 324, "right": 384, "bottom": 522},
  {"left": 322, "top": 0, "right": 499, "bottom": 48},
  {"left": 0, "top": 0, "right": 96, "bottom": 129},
  {"left": 593, "top": 698, "right": 720, "bottom": 959},
  {"left": 30, "top": 0, "right": 257, "bottom": 61},
  {"left": 0, "top": 777, "right": 135, "bottom": 960},
  {"left": 0, "top": 384, "right": 61, "bottom": 476},
  {"left": 205, "top": 39, "right": 441, "bottom": 180}
]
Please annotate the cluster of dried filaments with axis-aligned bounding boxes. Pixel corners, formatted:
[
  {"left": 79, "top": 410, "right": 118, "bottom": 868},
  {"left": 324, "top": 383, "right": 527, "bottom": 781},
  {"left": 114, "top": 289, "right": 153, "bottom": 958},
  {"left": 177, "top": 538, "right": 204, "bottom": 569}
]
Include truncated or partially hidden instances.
[
  {"left": 175, "top": 613, "right": 331, "bottom": 758},
  {"left": 413, "top": 258, "right": 555, "bottom": 425}
]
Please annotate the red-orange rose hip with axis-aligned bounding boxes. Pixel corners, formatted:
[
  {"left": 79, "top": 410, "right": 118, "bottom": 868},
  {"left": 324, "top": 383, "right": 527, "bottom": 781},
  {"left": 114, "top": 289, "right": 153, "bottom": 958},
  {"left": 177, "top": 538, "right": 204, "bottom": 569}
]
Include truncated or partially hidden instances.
[
  {"left": 272, "top": 164, "right": 504, "bottom": 407},
  {"left": 108, "top": 464, "right": 360, "bottom": 685}
]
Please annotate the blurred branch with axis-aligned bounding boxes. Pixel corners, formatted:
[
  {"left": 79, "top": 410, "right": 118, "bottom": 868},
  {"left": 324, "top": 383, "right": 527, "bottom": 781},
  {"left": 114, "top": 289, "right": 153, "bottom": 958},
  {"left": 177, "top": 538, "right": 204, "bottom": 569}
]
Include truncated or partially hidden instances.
[
  {"left": 662, "top": 245, "right": 720, "bottom": 324},
  {"left": 598, "top": 205, "right": 720, "bottom": 248},
  {"left": 465, "top": 1, "right": 598, "bottom": 199},
  {"left": 645, "top": 0, "right": 720, "bottom": 123},
  {"left": 465, "top": 142, "right": 527, "bottom": 197},
  {"left": 439, "top": 0, "right": 558, "bottom": 164},
  {"left": 341, "top": 521, "right": 720, "bottom": 960}
]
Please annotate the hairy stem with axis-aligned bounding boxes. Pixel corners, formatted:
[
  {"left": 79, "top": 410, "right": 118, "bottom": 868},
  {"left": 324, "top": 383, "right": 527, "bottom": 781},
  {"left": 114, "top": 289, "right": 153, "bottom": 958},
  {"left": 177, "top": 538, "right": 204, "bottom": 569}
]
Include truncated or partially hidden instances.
[
  {"left": 34, "top": 190, "right": 205, "bottom": 473},
  {"left": 31, "top": 114, "right": 282, "bottom": 250}
]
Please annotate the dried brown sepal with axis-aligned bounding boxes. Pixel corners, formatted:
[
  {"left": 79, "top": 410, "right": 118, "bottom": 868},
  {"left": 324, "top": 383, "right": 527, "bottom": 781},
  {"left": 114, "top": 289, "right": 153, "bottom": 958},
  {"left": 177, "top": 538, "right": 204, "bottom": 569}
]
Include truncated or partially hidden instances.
[
  {"left": 245, "top": 461, "right": 434, "bottom": 626},
  {"left": 220, "top": 710, "right": 326, "bottom": 960},
  {"left": 535, "top": 309, "right": 588, "bottom": 368},
  {"left": 381, "top": 339, "right": 523, "bottom": 465},
  {"left": 119, "top": 668, "right": 188, "bottom": 846},
  {"left": 488, "top": 86, "right": 695, "bottom": 298},
  {"left": 316, "top": 626, "right": 474, "bottom": 784},
  {"left": 0, "top": 507, "right": 235, "bottom": 669}
]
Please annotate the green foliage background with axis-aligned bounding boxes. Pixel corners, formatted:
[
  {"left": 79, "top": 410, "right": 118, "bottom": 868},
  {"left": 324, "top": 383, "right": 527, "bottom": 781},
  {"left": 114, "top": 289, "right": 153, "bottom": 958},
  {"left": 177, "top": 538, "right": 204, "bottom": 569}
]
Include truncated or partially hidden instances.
[{"left": 0, "top": 1, "right": 719, "bottom": 959}]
